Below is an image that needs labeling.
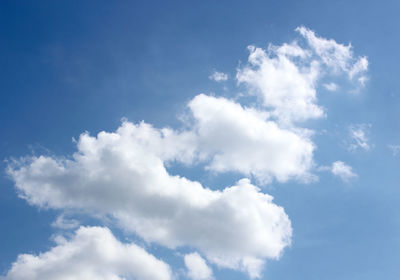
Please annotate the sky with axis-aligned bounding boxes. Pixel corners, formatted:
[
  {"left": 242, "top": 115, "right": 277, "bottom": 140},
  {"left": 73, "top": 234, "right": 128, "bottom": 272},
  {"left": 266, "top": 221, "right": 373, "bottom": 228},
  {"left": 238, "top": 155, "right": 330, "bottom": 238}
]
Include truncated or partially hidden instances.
[{"left": 1, "top": 0, "right": 400, "bottom": 279}]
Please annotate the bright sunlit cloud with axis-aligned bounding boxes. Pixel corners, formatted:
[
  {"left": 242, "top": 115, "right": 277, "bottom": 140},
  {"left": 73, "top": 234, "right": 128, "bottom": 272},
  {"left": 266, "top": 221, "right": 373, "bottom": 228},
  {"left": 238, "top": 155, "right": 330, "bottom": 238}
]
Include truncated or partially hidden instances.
[{"left": 5, "top": 26, "right": 369, "bottom": 279}]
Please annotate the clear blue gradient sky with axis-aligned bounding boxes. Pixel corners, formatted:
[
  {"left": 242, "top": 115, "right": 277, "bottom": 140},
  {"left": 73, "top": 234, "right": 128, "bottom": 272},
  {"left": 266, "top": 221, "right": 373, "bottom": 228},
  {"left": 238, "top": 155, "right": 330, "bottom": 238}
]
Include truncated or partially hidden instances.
[{"left": 1, "top": 1, "right": 400, "bottom": 279}]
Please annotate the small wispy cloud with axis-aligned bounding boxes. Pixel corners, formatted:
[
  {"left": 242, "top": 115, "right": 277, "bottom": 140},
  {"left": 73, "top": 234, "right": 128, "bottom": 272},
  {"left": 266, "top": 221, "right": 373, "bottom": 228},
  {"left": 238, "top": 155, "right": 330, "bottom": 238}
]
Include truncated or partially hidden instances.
[
  {"left": 209, "top": 71, "right": 228, "bottom": 82},
  {"left": 331, "top": 161, "right": 357, "bottom": 182},
  {"left": 323, "top": 82, "right": 338, "bottom": 91},
  {"left": 388, "top": 144, "right": 400, "bottom": 156},
  {"left": 296, "top": 26, "right": 368, "bottom": 89},
  {"left": 348, "top": 124, "right": 371, "bottom": 151},
  {"left": 51, "top": 214, "right": 80, "bottom": 230}
]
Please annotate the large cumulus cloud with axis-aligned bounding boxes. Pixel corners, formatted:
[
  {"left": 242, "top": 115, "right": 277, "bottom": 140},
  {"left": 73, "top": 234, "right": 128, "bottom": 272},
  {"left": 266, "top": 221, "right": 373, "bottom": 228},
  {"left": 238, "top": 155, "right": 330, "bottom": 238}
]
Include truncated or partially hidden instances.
[
  {"left": 5, "top": 26, "right": 368, "bottom": 279},
  {"left": 7, "top": 120, "right": 292, "bottom": 277},
  {"left": 2, "top": 226, "right": 172, "bottom": 280}
]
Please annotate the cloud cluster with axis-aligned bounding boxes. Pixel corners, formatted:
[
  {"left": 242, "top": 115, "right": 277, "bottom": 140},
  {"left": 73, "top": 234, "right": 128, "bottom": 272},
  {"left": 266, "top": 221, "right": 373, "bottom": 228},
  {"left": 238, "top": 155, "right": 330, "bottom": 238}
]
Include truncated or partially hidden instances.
[
  {"left": 237, "top": 26, "right": 368, "bottom": 124},
  {"left": 8, "top": 120, "right": 292, "bottom": 277},
  {"left": 5, "top": 26, "right": 368, "bottom": 279},
  {"left": 2, "top": 226, "right": 172, "bottom": 280}
]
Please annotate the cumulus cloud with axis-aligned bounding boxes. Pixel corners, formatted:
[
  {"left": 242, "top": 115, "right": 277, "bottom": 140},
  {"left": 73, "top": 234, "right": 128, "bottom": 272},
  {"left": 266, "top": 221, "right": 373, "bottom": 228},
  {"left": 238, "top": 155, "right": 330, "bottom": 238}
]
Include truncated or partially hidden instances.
[
  {"left": 348, "top": 124, "right": 371, "bottom": 151},
  {"left": 184, "top": 252, "right": 214, "bottom": 280},
  {"left": 6, "top": 26, "right": 369, "bottom": 279},
  {"left": 237, "top": 26, "right": 367, "bottom": 124},
  {"left": 2, "top": 226, "right": 172, "bottom": 280},
  {"left": 7, "top": 121, "right": 292, "bottom": 278},
  {"left": 188, "top": 94, "right": 315, "bottom": 184},
  {"left": 209, "top": 71, "right": 228, "bottom": 82},
  {"left": 331, "top": 161, "right": 357, "bottom": 182},
  {"left": 237, "top": 44, "right": 322, "bottom": 123}
]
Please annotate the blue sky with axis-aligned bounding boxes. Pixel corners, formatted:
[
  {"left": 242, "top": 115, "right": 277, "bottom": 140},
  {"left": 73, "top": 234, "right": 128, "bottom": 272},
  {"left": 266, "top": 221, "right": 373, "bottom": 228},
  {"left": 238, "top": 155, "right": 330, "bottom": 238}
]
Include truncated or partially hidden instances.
[{"left": 1, "top": 1, "right": 400, "bottom": 279}]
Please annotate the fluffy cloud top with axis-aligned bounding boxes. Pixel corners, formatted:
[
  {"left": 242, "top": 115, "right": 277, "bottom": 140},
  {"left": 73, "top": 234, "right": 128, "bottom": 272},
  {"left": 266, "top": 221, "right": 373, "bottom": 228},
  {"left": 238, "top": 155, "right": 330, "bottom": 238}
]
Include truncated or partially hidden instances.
[
  {"left": 184, "top": 252, "right": 214, "bottom": 280},
  {"left": 2, "top": 226, "right": 172, "bottom": 280},
  {"left": 331, "top": 161, "right": 357, "bottom": 182},
  {"left": 237, "top": 44, "right": 322, "bottom": 123},
  {"left": 237, "top": 26, "right": 368, "bottom": 124},
  {"left": 188, "top": 94, "right": 315, "bottom": 183},
  {"left": 7, "top": 120, "right": 292, "bottom": 278}
]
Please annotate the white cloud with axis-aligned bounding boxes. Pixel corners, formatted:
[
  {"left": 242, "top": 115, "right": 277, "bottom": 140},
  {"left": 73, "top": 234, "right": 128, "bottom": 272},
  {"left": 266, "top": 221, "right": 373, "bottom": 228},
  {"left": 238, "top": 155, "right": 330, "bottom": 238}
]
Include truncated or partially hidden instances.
[
  {"left": 6, "top": 26, "right": 369, "bottom": 279},
  {"left": 237, "top": 27, "right": 368, "bottom": 124},
  {"left": 188, "top": 94, "right": 315, "bottom": 184},
  {"left": 349, "top": 124, "right": 371, "bottom": 151},
  {"left": 7, "top": 121, "right": 292, "bottom": 278},
  {"left": 296, "top": 26, "right": 368, "bottom": 83},
  {"left": 2, "top": 226, "right": 172, "bottom": 280},
  {"left": 357, "top": 76, "right": 368, "bottom": 87},
  {"left": 323, "top": 82, "right": 338, "bottom": 91},
  {"left": 296, "top": 26, "right": 352, "bottom": 72},
  {"left": 184, "top": 252, "right": 213, "bottom": 280},
  {"left": 51, "top": 214, "right": 80, "bottom": 230},
  {"left": 331, "top": 161, "right": 357, "bottom": 182},
  {"left": 348, "top": 56, "right": 368, "bottom": 79},
  {"left": 209, "top": 71, "right": 228, "bottom": 82},
  {"left": 272, "top": 42, "right": 310, "bottom": 58},
  {"left": 237, "top": 44, "right": 323, "bottom": 124}
]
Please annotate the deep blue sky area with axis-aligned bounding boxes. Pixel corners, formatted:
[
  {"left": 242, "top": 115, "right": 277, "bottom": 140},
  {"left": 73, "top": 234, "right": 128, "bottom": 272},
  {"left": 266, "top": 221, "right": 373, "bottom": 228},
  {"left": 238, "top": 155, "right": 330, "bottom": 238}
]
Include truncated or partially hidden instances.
[{"left": 1, "top": 1, "right": 400, "bottom": 279}]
